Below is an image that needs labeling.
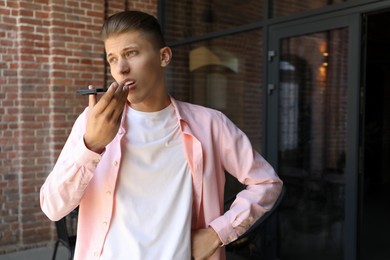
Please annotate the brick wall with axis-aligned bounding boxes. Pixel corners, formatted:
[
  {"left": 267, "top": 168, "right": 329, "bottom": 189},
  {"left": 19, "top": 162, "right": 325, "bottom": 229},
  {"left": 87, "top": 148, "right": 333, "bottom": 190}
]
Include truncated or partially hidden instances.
[{"left": 0, "top": 0, "right": 156, "bottom": 254}]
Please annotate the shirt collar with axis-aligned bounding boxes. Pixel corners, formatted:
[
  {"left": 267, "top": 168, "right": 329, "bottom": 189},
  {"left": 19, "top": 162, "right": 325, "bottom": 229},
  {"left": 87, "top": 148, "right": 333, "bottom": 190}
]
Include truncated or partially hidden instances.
[{"left": 169, "top": 96, "right": 189, "bottom": 125}]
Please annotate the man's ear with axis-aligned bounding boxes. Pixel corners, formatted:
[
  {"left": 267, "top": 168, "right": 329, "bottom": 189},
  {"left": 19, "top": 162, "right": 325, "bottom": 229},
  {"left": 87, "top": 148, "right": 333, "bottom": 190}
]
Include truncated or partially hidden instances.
[{"left": 160, "top": 47, "right": 172, "bottom": 67}]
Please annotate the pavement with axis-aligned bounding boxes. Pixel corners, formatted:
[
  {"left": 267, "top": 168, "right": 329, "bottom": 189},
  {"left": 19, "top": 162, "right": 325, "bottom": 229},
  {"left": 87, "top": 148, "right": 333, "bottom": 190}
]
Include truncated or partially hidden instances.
[
  {"left": 0, "top": 211, "right": 246, "bottom": 260},
  {"left": 0, "top": 246, "right": 247, "bottom": 260},
  {"left": 0, "top": 246, "right": 68, "bottom": 260}
]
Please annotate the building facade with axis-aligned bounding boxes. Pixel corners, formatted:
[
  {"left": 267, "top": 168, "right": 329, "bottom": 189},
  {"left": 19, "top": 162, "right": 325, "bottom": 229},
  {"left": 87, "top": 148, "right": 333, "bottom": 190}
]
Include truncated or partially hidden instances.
[{"left": 1, "top": 0, "right": 389, "bottom": 259}]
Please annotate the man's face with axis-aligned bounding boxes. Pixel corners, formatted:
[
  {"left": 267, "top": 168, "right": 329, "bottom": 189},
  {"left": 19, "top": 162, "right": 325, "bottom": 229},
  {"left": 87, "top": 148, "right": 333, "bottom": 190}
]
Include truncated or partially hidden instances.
[{"left": 104, "top": 31, "right": 171, "bottom": 112}]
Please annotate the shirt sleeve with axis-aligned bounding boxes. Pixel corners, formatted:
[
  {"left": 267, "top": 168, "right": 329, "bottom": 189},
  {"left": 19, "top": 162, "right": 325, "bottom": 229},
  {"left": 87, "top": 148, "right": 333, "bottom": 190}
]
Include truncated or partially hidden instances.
[
  {"left": 208, "top": 112, "right": 283, "bottom": 245},
  {"left": 40, "top": 108, "right": 102, "bottom": 221}
]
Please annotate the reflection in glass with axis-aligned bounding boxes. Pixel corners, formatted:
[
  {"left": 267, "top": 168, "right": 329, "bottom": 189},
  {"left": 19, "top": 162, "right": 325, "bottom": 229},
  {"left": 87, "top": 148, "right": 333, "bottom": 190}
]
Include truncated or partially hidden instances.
[
  {"left": 164, "top": 0, "right": 263, "bottom": 42},
  {"left": 278, "top": 28, "right": 348, "bottom": 259},
  {"left": 167, "top": 30, "right": 263, "bottom": 198},
  {"left": 272, "top": 0, "right": 347, "bottom": 18}
]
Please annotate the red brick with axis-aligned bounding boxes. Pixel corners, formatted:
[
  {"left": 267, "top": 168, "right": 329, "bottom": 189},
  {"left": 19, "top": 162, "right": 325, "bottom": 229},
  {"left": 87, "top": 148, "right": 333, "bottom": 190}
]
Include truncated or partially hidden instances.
[
  {"left": 0, "top": 8, "right": 11, "bottom": 15},
  {"left": 4, "top": 1, "right": 16, "bottom": 8}
]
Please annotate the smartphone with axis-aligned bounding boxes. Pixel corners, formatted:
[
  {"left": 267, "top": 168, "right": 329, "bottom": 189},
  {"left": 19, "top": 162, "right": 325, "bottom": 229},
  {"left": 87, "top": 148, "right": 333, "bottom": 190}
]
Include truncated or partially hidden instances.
[{"left": 76, "top": 88, "right": 108, "bottom": 95}]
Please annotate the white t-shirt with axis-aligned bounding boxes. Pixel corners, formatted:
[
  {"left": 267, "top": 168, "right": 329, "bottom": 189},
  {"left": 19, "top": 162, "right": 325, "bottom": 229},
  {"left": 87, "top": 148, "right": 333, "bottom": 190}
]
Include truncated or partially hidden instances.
[{"left": 100, "top": 104, "right": 192, "bottom": 260}]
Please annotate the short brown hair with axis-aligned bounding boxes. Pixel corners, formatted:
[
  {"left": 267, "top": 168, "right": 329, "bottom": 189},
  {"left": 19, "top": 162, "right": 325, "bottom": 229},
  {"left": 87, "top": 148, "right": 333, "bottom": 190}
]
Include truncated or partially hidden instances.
[{"left": 101, "top": 10, "right": 166, "bottom": 49}]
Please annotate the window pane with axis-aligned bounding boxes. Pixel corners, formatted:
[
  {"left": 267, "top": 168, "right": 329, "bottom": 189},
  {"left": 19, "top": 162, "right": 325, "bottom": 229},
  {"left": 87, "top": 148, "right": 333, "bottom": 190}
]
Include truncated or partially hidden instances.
[
  {"left": 272, "top": 0, "right": 348, "bottom": 18},
  {"left": 278, "top": 28, "right": 348, "bottom": 259},
  {"left": 164, "top": 0, "right": 263, "bottom": 42},
  {"left": 167, "top": 30, "right": 264, "bottom": 152}
]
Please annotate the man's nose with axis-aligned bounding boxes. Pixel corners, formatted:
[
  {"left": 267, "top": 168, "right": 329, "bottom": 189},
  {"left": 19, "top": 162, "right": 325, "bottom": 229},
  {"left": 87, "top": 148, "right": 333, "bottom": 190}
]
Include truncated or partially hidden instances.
[{"left": 118, "top": 58, "right": 130, "bottom": 75}]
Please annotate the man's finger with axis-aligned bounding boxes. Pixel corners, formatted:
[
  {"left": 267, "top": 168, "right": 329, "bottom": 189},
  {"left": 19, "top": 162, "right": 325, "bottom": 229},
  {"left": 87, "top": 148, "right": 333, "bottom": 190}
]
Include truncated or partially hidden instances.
[
  {"left": 101, "top": 83, "right": 127, "bottom": 123},
  {"left": 93, "top": 82, "right": 118, "bottom": 113},
  {"left": 88, "top": 85, "right": 97, "bottom": 109},
  {"left": 111, "top": 85, "right": 129, "bottom": 121}
]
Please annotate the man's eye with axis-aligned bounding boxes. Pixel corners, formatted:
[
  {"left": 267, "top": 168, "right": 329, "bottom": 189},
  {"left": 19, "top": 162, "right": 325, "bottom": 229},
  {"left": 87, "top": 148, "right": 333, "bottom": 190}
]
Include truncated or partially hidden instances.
[
  {"left": 108, "top": 58, "right": 117, "bottom": 64},
  {"left": 126, "top": 50, "right": 137, "bottom": 57}
]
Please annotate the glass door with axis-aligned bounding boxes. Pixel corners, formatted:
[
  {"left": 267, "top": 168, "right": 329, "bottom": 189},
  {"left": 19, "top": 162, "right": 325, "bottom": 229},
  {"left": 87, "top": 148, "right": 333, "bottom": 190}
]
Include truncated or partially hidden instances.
[{"left": 267, "top": 15, "right": 360, "bottom": 260}]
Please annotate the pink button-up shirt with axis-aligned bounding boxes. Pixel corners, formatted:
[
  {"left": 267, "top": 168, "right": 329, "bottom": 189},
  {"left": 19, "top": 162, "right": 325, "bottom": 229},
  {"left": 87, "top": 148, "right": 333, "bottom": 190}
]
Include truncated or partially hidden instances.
[{"left": 40, "top": 97, "right": 282, "bottom": 260}]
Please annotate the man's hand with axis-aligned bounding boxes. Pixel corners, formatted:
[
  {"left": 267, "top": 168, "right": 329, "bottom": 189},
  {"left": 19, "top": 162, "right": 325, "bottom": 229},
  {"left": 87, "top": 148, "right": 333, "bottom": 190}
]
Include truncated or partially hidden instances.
[
  {"left": 84, "top": 82, "right": 129, "bottom": 154},
  {"left": 191, "top": 227, "right": 222, "bottom": 260}
]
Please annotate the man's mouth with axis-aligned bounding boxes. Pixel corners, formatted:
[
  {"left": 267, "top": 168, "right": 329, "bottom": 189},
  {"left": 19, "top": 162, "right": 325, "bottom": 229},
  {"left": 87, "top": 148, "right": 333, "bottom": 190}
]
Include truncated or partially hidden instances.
[{"left": 123, "top": 80, "right": 136, "bottom": 90}]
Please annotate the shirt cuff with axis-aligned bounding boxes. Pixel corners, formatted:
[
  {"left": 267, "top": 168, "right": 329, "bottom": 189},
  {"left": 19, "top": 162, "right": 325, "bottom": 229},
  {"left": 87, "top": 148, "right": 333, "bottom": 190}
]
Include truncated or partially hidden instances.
[
  {"left": 209, "top": 216, "right": 238, "bottom": 246},
  {"left": 71, "top": 138, "right": 103, "bottom": 170}
]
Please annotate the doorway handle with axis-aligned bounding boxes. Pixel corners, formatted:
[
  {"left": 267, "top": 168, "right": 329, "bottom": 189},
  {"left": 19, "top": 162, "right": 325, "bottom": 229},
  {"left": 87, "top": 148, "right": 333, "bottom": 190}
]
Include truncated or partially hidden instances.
[{"left": 268, "top": 84, "right": 276, "bottom": 95}]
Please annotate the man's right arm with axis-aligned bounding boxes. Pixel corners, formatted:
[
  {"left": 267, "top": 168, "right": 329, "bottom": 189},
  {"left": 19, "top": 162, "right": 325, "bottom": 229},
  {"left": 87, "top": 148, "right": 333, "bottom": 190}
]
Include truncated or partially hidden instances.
[
  {"left": 40, "top": 109, "right": 101, "bottom": 221},
  {"left": 40, "top": 83, "right": 128, "bottom": 221}
]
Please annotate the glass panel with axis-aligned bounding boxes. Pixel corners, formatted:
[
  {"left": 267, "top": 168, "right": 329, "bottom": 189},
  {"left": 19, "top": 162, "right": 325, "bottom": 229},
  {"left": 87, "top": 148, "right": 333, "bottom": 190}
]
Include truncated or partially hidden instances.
[
  {"left": 167, "top": 29, "right": 263, "bottom": 195},
  {"left": 272, "top": 0, "right": 347, "bottom": 18},
  {"left": 164, "top": 0, "right": 263, "bottom": 42},
  {"left": 278, "top": 28, "right": 348, "bottom": 259}
]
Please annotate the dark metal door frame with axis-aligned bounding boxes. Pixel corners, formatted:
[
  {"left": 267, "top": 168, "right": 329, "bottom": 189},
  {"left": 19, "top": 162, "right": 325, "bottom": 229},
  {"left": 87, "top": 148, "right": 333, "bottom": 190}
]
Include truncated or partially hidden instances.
[{"left": 266, "top": 14, "right": 361, "bottom": 260}]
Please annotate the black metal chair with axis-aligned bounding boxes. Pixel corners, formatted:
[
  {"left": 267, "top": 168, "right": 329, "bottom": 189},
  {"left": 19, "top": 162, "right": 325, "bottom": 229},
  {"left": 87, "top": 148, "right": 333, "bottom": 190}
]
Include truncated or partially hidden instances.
[
  {"left": 225, "top": 186, "right": 286, "bottom": 260},
  {"left": 52, "top": 209, "right": 78, "bottom": 260}
]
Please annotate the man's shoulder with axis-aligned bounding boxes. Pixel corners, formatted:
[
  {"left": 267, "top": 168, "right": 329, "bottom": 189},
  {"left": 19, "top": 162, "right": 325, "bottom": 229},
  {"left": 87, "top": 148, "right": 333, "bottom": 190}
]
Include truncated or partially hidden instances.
[{"left": 174, "top": 99, "right": 222, "bottom": 117}]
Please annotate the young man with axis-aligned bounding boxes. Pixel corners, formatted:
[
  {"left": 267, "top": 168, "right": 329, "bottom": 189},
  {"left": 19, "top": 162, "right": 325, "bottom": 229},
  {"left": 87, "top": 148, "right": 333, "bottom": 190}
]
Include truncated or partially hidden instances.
[{"left": 40, "top": 10, "right": 282, "bottom": 260}]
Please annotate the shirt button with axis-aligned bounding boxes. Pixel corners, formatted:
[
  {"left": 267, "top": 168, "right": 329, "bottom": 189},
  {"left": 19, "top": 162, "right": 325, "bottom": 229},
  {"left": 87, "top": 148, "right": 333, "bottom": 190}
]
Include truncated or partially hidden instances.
[
  {"left": 92, "top": 159, "right": 100, "bottom": 167},
  {"left": 94, "top": 251, "right": 99, "bottom": 257},
  {"left": 103, "top": 221, "right": 108, "bottom": 228},
  {"left": 113, "top": 161, "right": 118, "bottom": 167},
  {"left": 106, "top": 191, "right": 111, "bottom": 196}
]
